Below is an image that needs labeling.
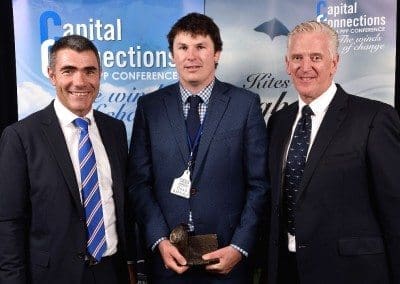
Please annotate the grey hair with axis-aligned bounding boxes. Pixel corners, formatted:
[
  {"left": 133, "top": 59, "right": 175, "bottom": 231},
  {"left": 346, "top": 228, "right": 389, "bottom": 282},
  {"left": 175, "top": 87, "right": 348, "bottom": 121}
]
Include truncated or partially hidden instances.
[{"left": 287, "top": 20, "right": 338, "bottom": 58}]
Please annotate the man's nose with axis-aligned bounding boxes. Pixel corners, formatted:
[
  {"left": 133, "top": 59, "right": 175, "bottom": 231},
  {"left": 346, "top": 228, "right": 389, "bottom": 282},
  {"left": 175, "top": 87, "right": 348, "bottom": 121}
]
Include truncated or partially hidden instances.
[
  {"left": 300, "top": 57, "right": 312, "bottom": 71},
  {"left": 73, "top": 71, "right": 86, "bottom": 85}
]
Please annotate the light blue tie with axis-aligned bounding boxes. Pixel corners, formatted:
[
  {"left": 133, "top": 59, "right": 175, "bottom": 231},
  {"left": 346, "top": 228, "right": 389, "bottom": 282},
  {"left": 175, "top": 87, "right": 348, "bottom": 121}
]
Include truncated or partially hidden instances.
[{"left": 74, "top": 118, "right": 106, "bottom": 262}]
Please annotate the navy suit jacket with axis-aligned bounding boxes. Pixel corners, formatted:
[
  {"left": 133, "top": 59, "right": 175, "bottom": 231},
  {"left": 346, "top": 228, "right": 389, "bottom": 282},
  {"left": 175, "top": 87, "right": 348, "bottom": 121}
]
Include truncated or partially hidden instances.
[
  {"left": 0, "top": 102, "right": 130, "bottom": 284},
  {"left": 128, "top": 79, "right": 268, "bottom": 282},
  {"left": 266, "top": 85, "right": 400, "bottom": 284}
]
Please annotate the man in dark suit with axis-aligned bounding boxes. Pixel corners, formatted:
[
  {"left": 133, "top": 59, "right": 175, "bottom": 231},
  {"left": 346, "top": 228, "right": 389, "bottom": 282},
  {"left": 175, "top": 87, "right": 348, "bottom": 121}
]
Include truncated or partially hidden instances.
[
  {"left": 0, "top": 35, "right": 135, "bottom": 284},
  {"left": 127, "top": 13, "right": 268, "bottom": 283},
  {"left": 266, "top": 20, "right": 400, "bottom": 283}
]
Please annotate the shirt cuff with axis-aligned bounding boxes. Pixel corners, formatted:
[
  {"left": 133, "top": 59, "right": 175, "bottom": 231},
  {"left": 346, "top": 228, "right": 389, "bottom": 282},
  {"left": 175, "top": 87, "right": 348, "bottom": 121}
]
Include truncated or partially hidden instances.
[
  {"left": 230, "top": 244, "right": 248, "bottom": 257},
  {"left": 151, "top": 237, "right": 167, "bottom": 251}
]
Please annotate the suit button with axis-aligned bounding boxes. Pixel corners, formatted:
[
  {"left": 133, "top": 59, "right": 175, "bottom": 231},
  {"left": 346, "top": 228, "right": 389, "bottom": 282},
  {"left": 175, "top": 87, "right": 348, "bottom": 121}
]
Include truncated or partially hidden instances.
[
  {"left": 190, "top": 188, "right": 197, "bottom": 196},
  {"left": 298, "top": 244, "right": 308, "bottom": 249},
  {"left": 77, "top": 252, "right": 85, "bottom": 259}
]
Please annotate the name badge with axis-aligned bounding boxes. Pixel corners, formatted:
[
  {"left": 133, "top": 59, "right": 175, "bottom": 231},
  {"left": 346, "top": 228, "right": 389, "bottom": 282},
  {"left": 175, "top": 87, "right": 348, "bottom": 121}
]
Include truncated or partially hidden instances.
[{"left": 170, "top": 170, "right": 191, "bottom": 199}]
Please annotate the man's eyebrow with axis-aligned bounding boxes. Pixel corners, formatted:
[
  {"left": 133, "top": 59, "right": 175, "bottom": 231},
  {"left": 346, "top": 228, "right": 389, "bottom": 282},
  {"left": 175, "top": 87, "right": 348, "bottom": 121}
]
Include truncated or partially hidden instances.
[{"left": 59, "top": 65, "right": 77, "bottom": 70}]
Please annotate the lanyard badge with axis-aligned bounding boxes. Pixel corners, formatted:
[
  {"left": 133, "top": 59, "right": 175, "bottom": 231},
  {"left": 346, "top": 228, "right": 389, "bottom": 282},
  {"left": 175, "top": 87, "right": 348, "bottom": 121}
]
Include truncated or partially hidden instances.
[
  {"left": 170, "top": 168, "right": 191, "bottom": 199},
  {"left": 170, "top": 123, "right": 203, "bottom": 199}
]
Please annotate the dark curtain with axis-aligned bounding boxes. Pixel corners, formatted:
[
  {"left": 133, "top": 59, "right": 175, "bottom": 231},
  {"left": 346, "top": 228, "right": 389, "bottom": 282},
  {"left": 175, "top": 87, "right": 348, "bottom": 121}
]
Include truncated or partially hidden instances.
[
  {"left": 396, "top": 2, "right": 400, "bottom": 115},
  {"left": 0, "top": 0, "right": 17, "bottom": 136}
]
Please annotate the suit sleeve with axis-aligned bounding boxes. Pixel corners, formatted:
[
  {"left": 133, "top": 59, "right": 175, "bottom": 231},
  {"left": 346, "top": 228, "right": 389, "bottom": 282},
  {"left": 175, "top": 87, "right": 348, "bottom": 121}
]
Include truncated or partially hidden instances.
[
  {"left": 367, "top": 105, "right": 400, "bottom": 283},
  {"left": 368, "top": 106, "right": 400, "bottom": 283},
  {"left": 230, "top": 94, "right": 270, "bottom": 253},
  {"left": 0, "top": 126, "right": 29, "bottom": 283},
  {"left": 127, "top": 97, "right": 170, "bottom": 248}
]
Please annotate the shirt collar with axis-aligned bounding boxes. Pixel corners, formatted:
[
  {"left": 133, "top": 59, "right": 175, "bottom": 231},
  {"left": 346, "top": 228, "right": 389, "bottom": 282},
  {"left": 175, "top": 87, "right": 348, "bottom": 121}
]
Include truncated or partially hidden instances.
[
  {"left": 54, "top": 96, "right": 95, "bottom": 127},
  {"left": 180, "top": 80, "right": 215, "bottom": 104},
  {"left": 298, "top": 81, "right": 337, "bottom": 115}
]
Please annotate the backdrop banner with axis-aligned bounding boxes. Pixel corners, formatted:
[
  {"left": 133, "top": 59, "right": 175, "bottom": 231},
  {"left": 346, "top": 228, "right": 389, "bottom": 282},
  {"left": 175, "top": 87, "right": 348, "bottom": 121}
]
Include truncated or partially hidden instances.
[
  {"left": 206, "top": 0, "right": 397, "bottom": 121},
  {"left": 12, "top": 0, "right": 204, "bottom": 141},
  {"left": 13, "top": 0, "right": 396, "bottom": 131}
]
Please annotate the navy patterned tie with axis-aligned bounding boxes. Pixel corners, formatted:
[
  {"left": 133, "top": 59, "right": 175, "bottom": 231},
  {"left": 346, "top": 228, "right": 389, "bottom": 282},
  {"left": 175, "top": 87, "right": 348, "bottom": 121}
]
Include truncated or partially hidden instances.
[
  {"left": 283, "top": 105, "right": 313, "bottom": 235},
  {"left": 74, "top": 118, "right": 106, "bottom": 262},
  {"left": 186, "top": 95, "right": 202, "bottom": 145}
]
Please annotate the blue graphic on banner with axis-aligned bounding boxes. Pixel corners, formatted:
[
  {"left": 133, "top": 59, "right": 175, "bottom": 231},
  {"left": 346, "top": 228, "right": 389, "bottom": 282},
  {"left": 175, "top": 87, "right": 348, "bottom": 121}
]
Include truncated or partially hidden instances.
[
  {"left": 316, "top": 0, "right": 328, "bottom": 22},
  {"left": 13, "top": 0, "right": 204, "bottom": 141},
  {"left": 254, "top": 18, "right": 290, "bottom": 40}
]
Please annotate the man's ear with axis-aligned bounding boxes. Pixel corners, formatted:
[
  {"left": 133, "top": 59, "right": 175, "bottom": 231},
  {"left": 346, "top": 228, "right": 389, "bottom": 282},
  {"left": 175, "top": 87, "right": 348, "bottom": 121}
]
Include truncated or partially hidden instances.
[
  {"left": 48, "top": 67, "right": 56, "bottom": 86},
  {"left": 285, "top": 56, "right": 291, "bottom": 75}
]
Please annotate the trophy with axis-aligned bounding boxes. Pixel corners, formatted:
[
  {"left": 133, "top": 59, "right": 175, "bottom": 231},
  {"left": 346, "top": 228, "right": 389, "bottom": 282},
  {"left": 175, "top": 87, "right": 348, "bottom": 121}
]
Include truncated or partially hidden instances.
[{"left": 169, "top": 224, "right": 219, "bottom": 266}]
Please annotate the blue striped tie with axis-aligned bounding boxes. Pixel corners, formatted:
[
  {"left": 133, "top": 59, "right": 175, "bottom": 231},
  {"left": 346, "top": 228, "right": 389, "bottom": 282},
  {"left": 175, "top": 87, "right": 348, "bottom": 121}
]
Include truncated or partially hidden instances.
[{"left": 74, "top": 118, "right": 106, "bottom": 262}]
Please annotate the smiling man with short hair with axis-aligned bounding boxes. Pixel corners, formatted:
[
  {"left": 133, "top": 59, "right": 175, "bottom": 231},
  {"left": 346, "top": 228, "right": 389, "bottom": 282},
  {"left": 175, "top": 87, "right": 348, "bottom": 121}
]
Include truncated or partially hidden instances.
[{"left": 127, "top": 12, "right": 268, "bottom": 283}]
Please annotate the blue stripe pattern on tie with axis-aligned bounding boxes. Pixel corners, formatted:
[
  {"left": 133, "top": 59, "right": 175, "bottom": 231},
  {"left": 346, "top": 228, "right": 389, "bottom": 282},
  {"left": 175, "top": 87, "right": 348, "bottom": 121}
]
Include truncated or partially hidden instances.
[{"left": 74, "top": 118, "right": 106, "bottom": 262}]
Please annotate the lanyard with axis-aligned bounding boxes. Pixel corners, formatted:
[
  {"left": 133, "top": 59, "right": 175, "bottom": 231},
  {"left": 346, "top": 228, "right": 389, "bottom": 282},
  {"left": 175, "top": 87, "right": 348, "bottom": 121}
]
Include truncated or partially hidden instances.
[
  {"left": 186, "top": 122, "right": 204, "bottom": 169},
  {"left": 185, "top": 116, "right": 206, "bottom": 233}
]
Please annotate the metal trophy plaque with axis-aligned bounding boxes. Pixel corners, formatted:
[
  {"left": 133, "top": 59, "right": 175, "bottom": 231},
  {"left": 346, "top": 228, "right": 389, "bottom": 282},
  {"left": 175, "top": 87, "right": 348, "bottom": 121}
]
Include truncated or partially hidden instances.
[{"left": 169, "top": 224, "right": 219, "bottom": 266}]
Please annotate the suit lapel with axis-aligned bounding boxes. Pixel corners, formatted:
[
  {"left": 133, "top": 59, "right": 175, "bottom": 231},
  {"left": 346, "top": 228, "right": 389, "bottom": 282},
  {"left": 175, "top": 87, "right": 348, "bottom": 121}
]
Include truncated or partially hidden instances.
[
  {"left": 273, "top": 104, "right": 298, "bottom": 204},
  {"left": 296, "top": 87, "right": 348, "bottom": 202},
  {"left": 40, "top": 103, "right": 83, "bottom": 214},
  {"left": 163, "top": 84, "right": 190, "bottom": 165},
  {"left": 192, "top": 80, "right": 230, "bottom": 180}
]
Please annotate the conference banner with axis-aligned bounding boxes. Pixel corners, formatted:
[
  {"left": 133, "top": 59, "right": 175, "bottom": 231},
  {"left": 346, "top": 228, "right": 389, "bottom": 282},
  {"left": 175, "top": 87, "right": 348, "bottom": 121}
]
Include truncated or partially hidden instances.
[
  {"left": 206, "top": 0, "right": 397, "bottom": 121},
  {"left": 12, "top": 0, "right": 204, "bottom": 141}
]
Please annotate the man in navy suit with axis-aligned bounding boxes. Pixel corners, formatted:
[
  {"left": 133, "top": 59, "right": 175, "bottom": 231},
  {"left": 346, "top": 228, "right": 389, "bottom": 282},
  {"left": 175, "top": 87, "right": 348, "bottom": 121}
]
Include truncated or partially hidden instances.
[
  {"left": 127, "top": 13, "right": 268, "bottom": 283},
  {"left": 0, "top": 35, "right": 135, "bottom": 284},
  {"left": 266, "top": 20, "right": 400, "bottom": 283}
]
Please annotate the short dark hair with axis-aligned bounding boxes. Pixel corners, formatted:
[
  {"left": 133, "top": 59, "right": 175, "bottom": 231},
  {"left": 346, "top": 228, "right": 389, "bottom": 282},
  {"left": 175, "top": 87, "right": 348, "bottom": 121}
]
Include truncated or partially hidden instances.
[
  {"left": 49, "top": 35, "right": 101, "bottom": 70},
  {"left": 167, "top": 12, "right": 223, "bottom": 53}
]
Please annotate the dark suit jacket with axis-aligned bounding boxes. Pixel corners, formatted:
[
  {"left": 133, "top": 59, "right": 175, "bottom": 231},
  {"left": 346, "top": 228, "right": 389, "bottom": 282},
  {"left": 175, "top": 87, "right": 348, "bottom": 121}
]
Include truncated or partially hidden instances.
[
  {"left": 266, "top": 84, "right": 400, "bottom": 284},
  {"left": 0, "top": 102, "right": 130, "bottom": 284},
  {"left": 127, "top": 79, "right": 268, "bottom": 282}
]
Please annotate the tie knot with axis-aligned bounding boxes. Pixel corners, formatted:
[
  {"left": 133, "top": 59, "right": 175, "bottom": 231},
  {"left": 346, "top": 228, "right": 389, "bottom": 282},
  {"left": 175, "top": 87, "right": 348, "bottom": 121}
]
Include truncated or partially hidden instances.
[
  {"left": 187, "top": 95, "right": 202, "bottom": 108},
  {"left": 302, "top": 105, "right": 314, "bottom": 117},
  {"left": 74, "top": 117, "right": 89, "bottom": 131}
]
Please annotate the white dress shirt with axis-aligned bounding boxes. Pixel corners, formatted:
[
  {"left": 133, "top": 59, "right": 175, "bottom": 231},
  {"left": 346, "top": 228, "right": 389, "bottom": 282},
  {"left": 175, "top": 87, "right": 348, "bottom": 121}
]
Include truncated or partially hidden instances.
[
  {"left": 54, "top": 97, "right": 118, "bottom": 257},
  {"left": 285, "top": 82, "right": 337, "bottom": 252}
]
